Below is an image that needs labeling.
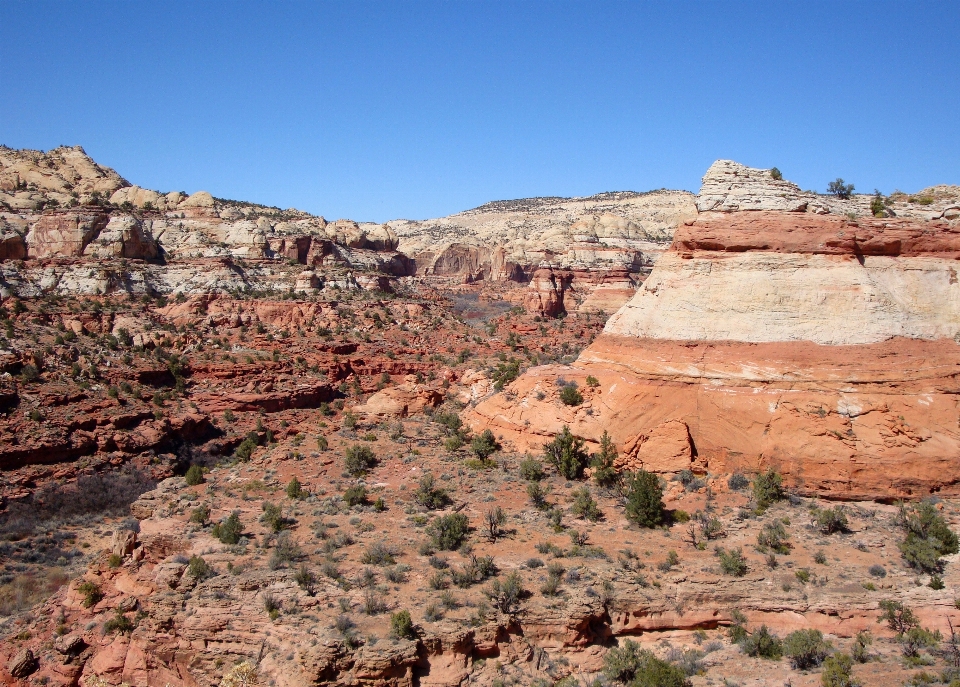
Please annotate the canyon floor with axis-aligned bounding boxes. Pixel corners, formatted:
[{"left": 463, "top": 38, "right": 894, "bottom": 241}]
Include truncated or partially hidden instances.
[{"left": 0, "top": 276, "right": 958, "bottom": 687}]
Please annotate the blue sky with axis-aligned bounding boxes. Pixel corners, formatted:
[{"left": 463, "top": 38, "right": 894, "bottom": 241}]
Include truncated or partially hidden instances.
[{"left": 3, "top": 1, "right": 958, "bottom": 222}]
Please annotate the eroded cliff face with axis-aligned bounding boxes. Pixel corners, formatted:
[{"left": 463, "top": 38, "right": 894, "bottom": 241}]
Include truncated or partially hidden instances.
[
  {"left": 390, "top": 190, "right": 698, "bottom": 282},
  {"left": 0, "top": 147, "right": 410, "bottom": 295},
  {"left": 606, "top": 213, "right": 960, "bottom": 345},
  {"left": 469, "top": 167, "right": 960, "bottom": 501}
]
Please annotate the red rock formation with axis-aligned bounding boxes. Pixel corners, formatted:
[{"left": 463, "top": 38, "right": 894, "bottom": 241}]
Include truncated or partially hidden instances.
[
  {"left": 524, "top": 268, "right": 571, "bottom": 317},
  {"left": 675, "top": 211, "right": 960, "bottom": 258},
  {"left": 470, "top": 208, "right": 960, "bottom": 500},
  {"left": 27, "top": 210, "right": 110, "bottom": 258}
]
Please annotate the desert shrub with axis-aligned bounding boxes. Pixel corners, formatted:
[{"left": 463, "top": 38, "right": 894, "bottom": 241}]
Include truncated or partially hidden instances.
[
  {"left": 485, "top": 570, "right": 524, "bottom": 614},
  {"left": 361, "top": 541, "right": 396, "bottom": 566},
  {"left": 286, "top": 477, "right": 304, "bottom": 499},
  {"left": 570, "top": 487, "right": 602, "bottom": 522},
  {"left": 428, "top": 570, "right": 448, "bottom": 590},
  {"left": 753, "top": 469, "right": 784, "bottom": 512},
  {"left": 602, "top": 639, "right": 689, "bottom": 686},
  {"left": 624, "top": 469, "right": 664, "bottom": 528},
  {"left": 821, "top": 653, "right": 858, "bottom": 687},
  {"left": 519, "top": 457, "right": 545, "bottom": 481},
  {"left": 414, "top": 473, "right": 450, "bottom": 510},
  {"left": 470, "top": 429, "right": 500, "bottom": 461},
  {"left": 827, "top": 178, "right": 855, "bottom": 199},
  {"left": 335, "top": 614, "right": 355, "bottom": 636},
  {"left": 795, "top": 568, "right": 811, "bottom": 584},
  {"left": 527, "top": 482, "right": 550, "bottom": 510},
  {"left": 20, "top": 364, "right": 39, "bottom": 382},
  {"left": 491, "top": 358, "right": 521, "bottom": 390},
  {"left": 484, "top": 506, "right": 506, "bottom": 541},
  {"left": 234, "top": 436, "right": 257, "bottom": 461},
  {"left": 728, "top": 610, "right": 749, "bottom": 644},
  {"left": 770, "top": 167, "right": 783, "bottom": 180},
  {"left": 871, "top": 190, "right": 885, "bottom": 217},
  {"left": 184, "top": 465, "right": 204, "bottom": 486},
  {"left": 814, "top": 550, "right": 828, "bottom": 564},
  {"left": 541, "top": 563, "right": 563, "bottom": 596},
  {"left": 362, "top": 589, "right": 387, "bottom": 615},
  {"left": 784, "top": 628, "right": 832, "bottom": 669},
  {"left": 187, "top": 555, "right": 212, "bottom": 580},
  {"left": 269, "top": 532, "right": 302, "bottom": 569},
  {"left": 77, "top": 580, "right": 103, "bottom": 608},
  {"left": 320, "top": 560, "right": 342, "bottom": 580},
  {"left": 559, "top": 383, "right": 583, "bottom": 406},
  {"left": 815, "top": 506, "right": 849, "bottom": 534},
  {"left": 757, "top": 521, "right": 790, "bottom": 553},
  {"left": 262, "top": 592, "right": 280, "bottom": 618},
  {"left": 108, "top": 553, "right": 123, "bottom": 568},
  {"left": 294, "top": 565, "right": 317, "bottom": 594},
  {"left": 342, "top": 484, "right": 368, "bottom": 507},
  {"left": 427, "top": 513, "right": 469, "bottom": 550},
  {"left": 728, "top": 473, "right": 749, "bottom": 491},
  {"left": 900, "top": 626, "right": 941, "bottom": 659},
  {"left": 260, "top": 502, "right": 286, "bottom": 532},
  {"left": 344, "top": 445, "right": 377, "bottom": 475},
  {"left": 590, "top": 430, "right": 619, "bottom": 488},
  {"left": 384, "top": 564, "right": 409, "bottom": 583},
  {"left": 851, "top": 631, "right": 872, "bottom": 663},
  {"left": 452, "top": 554, "right": 497, "bottom": 587},
  {"left": 692, "top": 513, "right": 723, "bottom": 543},
  {"left": 877, "top": 599, "right": 919, "bottom": 635},
  {"left": 868, "top": 564, "right": 886, "bottom": 578},
  {"left": 741, "top": 625, "right": 783, "bottom": 659},
  {"left": 658, "top": 550, "right": 680, "bottom": 572},
  {"left": 544, "top": 425, "right": 589, "bottom": 480},
  {"left": 390, "top": 609, "right": 415, "bottom": 639},
  {"left": 212, "top": 511, "right": 243, "bottom": 544},
  {"left": 433, "top": 409, "right": 463, "bottom": 433},
  {"left": 103, "top": 610, "right": 134, "bottom": 635},
  {"left": 897, "top": 500, "right": 959, "bottom": 573},
  {"left": 717, "top": 547, "right": 748, "bottom": 576}
]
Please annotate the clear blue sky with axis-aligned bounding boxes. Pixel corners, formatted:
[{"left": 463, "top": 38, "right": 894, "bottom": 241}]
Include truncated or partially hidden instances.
[{"left": 3, "top": 1, "right": 958, "bottom": 222}]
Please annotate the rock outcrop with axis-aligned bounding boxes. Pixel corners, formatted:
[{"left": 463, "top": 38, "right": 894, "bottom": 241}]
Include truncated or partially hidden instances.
[
  {"left": 469, "top": 163, "right": 960, "bottom": 500},
  {"left": 391, "top": 190, "right": 698, "bottom": 281}
]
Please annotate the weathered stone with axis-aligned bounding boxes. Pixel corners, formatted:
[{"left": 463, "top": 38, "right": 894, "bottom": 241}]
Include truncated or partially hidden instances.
[{"left": 8, "top": 648, "right": 38, "bottom": 678}]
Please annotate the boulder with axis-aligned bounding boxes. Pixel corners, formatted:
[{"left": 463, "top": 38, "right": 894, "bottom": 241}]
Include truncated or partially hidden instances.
[
  {"left": 8, "top": 649, "right": 38, "bottom": 678},
  {"left": 353, "top": 383, "right": 443, "bottom": 418},
  {"left": 180, "top": 191, "right": 215, "bottom": 208},
  {"left": 111, "top": 528, "right": 138, "bottom": 558},
  {"left": 54, "top": 634, "right": 85, "bottom": 655}
]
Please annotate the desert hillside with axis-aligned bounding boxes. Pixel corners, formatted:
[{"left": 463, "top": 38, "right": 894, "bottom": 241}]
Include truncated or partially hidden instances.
[{"left": 1, "top": 148, "right": 959, "bottom": 687}]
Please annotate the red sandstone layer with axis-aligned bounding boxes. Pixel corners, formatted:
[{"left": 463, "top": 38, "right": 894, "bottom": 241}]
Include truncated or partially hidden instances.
[{"left": 675, "top": 212, "right": 960, "bottom": 258}]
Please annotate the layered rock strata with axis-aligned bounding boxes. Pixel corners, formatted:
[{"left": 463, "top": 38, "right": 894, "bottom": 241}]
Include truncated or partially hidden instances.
[
  {"left": 469, "top": 174, "right": 960, "bottom": 500},
  {"left": 390, "top": 190, "right": 697, "bottom": 281}
]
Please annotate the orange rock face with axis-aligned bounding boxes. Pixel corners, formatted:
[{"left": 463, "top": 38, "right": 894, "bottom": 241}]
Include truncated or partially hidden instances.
[{"left": 469, "top": 333, "right": 960, "bottom": 501}]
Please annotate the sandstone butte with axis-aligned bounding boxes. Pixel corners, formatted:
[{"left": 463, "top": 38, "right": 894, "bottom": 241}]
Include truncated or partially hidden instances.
[{"left": 469, "top": 162, "right": 960, "bottom": 502}]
